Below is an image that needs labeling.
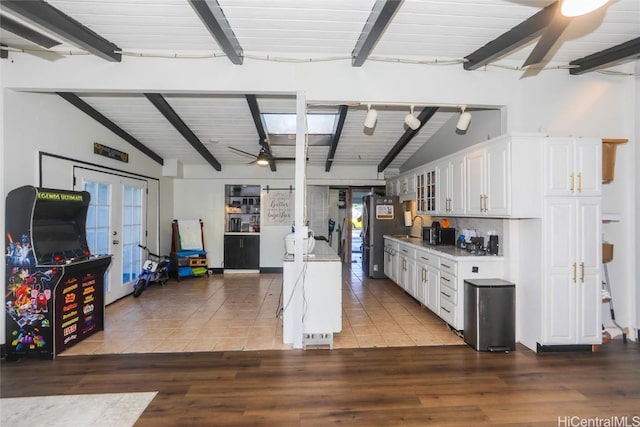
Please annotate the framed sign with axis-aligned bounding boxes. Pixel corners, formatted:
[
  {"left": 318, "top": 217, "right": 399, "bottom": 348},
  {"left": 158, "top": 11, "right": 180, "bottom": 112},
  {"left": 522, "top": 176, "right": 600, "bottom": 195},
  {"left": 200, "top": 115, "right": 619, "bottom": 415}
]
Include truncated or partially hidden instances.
[
  {"left": 94, "top": 142, "right": 129, "bottom": 163},
  {"left": 376, "top": 204, "right": 394, "bottom": 220}
]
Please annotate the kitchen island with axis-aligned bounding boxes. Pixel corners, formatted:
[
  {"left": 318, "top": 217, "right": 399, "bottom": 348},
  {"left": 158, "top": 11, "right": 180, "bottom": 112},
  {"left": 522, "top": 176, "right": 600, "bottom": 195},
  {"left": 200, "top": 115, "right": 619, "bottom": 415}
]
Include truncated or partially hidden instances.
[{"left": 282, "top": 240, "right": 342, "bottom": 349}]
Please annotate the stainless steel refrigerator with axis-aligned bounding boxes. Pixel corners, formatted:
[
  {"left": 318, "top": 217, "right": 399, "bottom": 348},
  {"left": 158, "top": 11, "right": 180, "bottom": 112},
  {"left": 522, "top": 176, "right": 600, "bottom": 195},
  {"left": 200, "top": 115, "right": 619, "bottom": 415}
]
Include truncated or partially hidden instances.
[{"left": 362, "top": 195, "right": 404, "bottom": 278}]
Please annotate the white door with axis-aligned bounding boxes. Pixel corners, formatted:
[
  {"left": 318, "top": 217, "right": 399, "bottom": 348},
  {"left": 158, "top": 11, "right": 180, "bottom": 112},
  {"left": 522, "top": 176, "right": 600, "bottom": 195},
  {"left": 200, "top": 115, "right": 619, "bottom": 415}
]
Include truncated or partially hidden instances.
[
  {"left": 449, "top": 154, "right": 466, "bottom": 215},
  {"left": 575, "top": 198, "right": 601, "bottom": 343},
  {"left": 544, "top": 138, "right": 574, "bottom": 196},
  {"left": 574, "top": 139, "right": 601, "bottom": 196},
  {"left": 74, "top": 168, "right": 147, "bottom": 304}
]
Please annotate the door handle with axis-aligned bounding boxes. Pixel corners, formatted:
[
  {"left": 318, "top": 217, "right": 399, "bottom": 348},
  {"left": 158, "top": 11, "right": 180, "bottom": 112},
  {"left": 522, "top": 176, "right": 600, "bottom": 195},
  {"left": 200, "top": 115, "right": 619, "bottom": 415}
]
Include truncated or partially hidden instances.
[
  {"left": 580, "top": 262, "right": 585, "bottom": 283},
  {"left": 112, "top": 240, "right": 120, "bottom": 245},
  {"left": 572, "top": 262, "right": 577, "bottom": 283}
]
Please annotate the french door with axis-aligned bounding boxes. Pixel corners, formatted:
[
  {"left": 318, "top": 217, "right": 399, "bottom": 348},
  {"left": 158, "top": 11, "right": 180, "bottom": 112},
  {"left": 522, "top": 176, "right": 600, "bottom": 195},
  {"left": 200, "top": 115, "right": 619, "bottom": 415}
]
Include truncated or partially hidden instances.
[{"left": 74, "top": 167, "right": 147, "bottom": 304}]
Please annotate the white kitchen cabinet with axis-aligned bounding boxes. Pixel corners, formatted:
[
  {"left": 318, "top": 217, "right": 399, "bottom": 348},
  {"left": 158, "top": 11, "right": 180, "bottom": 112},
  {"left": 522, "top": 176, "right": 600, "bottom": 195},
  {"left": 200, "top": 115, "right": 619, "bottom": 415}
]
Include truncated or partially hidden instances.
[
  {"left": 544, "top": 137, "right": 601, "bottom": 197},
  {"left": 416, "top": 168, "right": 436, "bottom": 214},
  {"left": 384, "top": 239, "right": 399, "bottom": 284},
  {"left": 436, "top": 154, "right": 465, "bottom": 215},
  {"left": 542, "top": 197, "right": 601, "bottom": 345},
  {"left": 465, "top": 138, "right": 510, "bottom": 216},
  {"left": 388, "top": 177, "right": 398, "bottom": 196},
  {"left": 398, "top": 243, "right": 416, "bottom": 297},
  {"left": 415, "top": 249, "right": 438, "bottom": 309}
]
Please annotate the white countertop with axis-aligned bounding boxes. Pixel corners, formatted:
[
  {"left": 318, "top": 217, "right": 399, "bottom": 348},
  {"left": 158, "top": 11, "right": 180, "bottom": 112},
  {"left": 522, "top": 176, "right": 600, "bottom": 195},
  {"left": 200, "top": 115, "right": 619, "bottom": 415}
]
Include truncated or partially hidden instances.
[
  {"left": 383, "top": 234, "right": 504, "bottom": 262},
  {"left": 283, "top": 240, "right": 340, "bottom": 262}
]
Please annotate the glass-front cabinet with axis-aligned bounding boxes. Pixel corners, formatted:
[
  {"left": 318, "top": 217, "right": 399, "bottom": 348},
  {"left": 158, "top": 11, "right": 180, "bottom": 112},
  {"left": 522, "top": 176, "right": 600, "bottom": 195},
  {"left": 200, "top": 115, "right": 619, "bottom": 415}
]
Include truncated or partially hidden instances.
[
  {"left": 225, "top": 185, "right": 260, "bottom": 233},
  {"left": 416, "top": 168, "right": 436, "bottom": 214}
]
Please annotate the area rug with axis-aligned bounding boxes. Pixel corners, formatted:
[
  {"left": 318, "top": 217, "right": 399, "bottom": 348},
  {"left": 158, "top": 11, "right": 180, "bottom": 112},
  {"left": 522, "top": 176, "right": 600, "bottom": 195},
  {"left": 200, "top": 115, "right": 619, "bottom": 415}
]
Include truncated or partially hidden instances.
[{"left": 1, "top": 392, "right": 157, "bottom": 427}]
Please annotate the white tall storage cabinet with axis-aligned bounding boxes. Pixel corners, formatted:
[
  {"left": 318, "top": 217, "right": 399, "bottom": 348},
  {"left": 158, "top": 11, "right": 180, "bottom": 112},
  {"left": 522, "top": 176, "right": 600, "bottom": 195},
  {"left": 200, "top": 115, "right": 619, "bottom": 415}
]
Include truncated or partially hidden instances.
[{"left": 534, "top": 137, "right": 602, "bottom": 350}]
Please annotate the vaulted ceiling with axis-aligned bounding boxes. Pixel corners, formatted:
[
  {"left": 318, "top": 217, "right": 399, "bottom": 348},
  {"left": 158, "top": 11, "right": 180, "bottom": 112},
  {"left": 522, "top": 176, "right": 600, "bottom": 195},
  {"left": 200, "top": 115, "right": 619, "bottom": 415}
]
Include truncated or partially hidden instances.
[{"left": 1, "top": 0, "right": 638, "bottom": 172}]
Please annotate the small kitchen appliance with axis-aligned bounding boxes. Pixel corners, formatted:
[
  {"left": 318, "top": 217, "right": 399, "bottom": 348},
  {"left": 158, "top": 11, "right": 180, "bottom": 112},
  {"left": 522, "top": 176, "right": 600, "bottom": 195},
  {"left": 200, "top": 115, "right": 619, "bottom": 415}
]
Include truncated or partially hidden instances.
[{"left": 423, "top": 227, "right": 456, "bottom": 246}]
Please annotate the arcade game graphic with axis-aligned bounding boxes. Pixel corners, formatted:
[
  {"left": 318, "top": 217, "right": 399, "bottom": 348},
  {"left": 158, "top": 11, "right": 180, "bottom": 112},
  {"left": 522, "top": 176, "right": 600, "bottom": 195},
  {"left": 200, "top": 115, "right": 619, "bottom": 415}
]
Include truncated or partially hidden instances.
[{"left": 5, "top": 186, "right": 111, "bottom": 359}]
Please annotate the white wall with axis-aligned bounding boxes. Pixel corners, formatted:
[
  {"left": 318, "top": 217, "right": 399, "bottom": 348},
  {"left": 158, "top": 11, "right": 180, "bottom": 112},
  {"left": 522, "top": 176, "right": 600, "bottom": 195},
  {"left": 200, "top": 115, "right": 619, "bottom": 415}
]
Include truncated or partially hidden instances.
[{"left": 1, "top": 90, "right": 167, "bottom": 345}]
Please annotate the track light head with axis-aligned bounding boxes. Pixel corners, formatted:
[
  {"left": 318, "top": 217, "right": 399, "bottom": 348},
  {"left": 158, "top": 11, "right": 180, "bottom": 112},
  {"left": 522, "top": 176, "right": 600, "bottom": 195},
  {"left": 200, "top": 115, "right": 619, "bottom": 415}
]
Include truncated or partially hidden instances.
[
  {"left": 404, "top": 105, "right": 421, "bottom": 131},
  {"left": 364, "top": 104, "right": 378, "bottom": 129},
  {"left": 456, "top": 106, "right": 471, "bottom": 132}
]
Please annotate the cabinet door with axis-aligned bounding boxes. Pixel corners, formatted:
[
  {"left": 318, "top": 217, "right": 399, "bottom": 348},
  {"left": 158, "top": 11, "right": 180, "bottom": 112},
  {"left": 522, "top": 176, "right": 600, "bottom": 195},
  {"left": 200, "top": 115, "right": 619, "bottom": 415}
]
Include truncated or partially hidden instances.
[
  {"left": 544, "top": 138, "right": 574, "bottom": 196},
  {"left": 425, "top": 168, "right": 437, "bottom": 213},
  {"left": 448, "top": 154, "right": 465, "bottom": 215},
  {"left": 575, "top": 198, "right": 601, "bottom": 343},
  {"left": 426, "top": 266, "right": 440, "bottom": 313},
  {"left": 405, "top": 256, "right": 416, "bottom": 298},
  {"left": 485, "top": 139, "right": 510, "bottom": 215},
  {"left": 415, "top": 262, "right": 427, "bottom": 304},
  {"left": 465, "top": 148, "right": 485, "bottom": 214},
  {"left": 243, "top": 235, "right": 260, "bottom": 269},
  {"left": 415, "top": 172, "right": 426, "bottom": 213},
  {"left": 574, "top": 139, "right": 601, "bottom": 196},
  {"left": 543, "top": 199, "right": 577, "bottom": 344},
  {"left": 224, "top": 235, "right": 242, "bottom": 268},
  {"left": 435, "top": 161, "right": 449, "bottom": 214}
]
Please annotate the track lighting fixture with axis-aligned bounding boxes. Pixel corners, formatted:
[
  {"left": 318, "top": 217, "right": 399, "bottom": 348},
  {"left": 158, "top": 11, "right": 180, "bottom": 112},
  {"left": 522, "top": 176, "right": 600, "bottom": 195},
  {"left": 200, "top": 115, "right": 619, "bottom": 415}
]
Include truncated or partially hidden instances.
[
  {"left": 560, "top": 0, "right": 608, "bottom": 17},
  {"left": 364, "top": 104, "right": 378, "bottom": 129},
  {"left": 456, "top": 106, "right": 472, "bottom": 132},
  {"left": 404, "top": 105, "right": 421, "bottom": 130}
]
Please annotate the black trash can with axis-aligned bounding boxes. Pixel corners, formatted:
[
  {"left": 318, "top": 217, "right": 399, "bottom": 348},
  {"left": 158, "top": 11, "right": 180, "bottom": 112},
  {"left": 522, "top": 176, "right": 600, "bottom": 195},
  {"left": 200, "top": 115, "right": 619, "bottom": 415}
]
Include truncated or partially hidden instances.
[{"left": 464, "top": 278, "right": 515, "bottom": 352}]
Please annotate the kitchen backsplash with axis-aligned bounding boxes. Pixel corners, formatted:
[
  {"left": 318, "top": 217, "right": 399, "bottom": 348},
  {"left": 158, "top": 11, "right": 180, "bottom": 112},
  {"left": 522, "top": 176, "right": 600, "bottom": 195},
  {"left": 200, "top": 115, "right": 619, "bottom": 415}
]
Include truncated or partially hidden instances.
[{"left": 431, "top": 216, "right": 504, "bottom": 252}]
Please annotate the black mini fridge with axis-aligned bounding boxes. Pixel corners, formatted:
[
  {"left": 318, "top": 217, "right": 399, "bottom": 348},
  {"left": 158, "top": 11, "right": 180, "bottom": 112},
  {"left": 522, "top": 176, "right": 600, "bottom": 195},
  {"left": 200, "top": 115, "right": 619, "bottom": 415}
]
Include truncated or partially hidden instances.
[{"left": 464, "top": 278, "right": 515, "bottom": 352}]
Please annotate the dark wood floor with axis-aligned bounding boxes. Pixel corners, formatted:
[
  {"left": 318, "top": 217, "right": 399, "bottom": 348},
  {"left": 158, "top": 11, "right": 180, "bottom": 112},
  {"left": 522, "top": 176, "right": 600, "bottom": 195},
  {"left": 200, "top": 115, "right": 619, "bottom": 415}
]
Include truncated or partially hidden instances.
[{"left": 2, "top": 340, "right": 639, "bottom": 426}]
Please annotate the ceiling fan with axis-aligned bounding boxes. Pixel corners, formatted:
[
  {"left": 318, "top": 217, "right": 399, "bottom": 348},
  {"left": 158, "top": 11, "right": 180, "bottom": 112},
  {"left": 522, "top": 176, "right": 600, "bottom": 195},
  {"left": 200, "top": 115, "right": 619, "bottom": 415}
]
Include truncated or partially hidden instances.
[
  {"left": 522, "top": 0, "right": 609, "bottom": 67},
  {"left": 228, "top": 145, "right": 295, "bottom": 166}
]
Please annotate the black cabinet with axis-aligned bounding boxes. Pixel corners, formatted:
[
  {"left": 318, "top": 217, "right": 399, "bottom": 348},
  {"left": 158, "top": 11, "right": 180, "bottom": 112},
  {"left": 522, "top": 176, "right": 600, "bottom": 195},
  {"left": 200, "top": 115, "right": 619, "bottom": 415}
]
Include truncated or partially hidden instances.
[{"left": 224, "top": 235, "right": 260, "bottom": 269}]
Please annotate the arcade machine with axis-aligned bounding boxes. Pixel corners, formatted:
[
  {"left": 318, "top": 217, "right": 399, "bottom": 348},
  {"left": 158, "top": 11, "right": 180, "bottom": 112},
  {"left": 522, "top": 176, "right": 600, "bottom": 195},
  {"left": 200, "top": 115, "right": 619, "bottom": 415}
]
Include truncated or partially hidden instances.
[{"left": 5, "top": 186, "right": 112, "bottom": 359}]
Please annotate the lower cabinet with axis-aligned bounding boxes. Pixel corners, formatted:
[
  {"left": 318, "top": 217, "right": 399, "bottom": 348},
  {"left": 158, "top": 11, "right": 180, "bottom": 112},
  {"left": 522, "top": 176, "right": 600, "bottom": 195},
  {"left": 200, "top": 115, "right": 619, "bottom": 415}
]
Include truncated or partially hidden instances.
[
  {"left": 384, "top": 237, "right": 505, "bottom": 332},
  {"left": 224, "top": 234, "right": 260, "bottom": 269}
]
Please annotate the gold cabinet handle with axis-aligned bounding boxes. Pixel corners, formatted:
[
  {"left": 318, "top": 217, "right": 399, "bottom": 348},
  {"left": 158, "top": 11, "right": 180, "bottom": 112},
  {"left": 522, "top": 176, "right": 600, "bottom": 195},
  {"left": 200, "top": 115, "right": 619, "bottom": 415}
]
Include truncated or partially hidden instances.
[
  {"left": 578, "top": 172, "right": 583, "bottom": 193},
  {"left": 573, "top": 262, "right": 577, "bottom": 283},
  {"left": 570, "top": 173, "right": 575, "bottom": 192},
  {"left": 580, "top": 262, "right": 585, "bottom": 283}
]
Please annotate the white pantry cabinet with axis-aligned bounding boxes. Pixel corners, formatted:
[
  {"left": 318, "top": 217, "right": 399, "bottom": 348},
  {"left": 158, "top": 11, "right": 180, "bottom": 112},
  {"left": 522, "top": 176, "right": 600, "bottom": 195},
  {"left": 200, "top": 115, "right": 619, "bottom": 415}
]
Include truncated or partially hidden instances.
[
  {"left": 384, "top": 239, "right": 399, "bottom": 284},
  {"left": 542, "top": 197, "right": 601, "bottom": 346},
  {"left": 398, "top": 243, "right": 416, "bottom": 296},
  {"left": 544, "top": 137, "right": 601, "bottom": 197}
]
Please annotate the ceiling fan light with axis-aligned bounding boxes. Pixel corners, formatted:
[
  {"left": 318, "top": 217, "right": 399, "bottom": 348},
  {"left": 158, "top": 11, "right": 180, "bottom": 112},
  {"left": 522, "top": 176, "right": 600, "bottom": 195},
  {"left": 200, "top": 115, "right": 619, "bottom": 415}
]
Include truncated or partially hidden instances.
[
  {"left": 256, "top": 156, "right": 269, "bottom": 166},
  {"left": 456, "top": 107, "right": 472, "bottom": 132},
  {"left": 561, "top": 0, "right": 608, "bottom": 17},
  {"left": 364, "top": 105, "right": 378, "bottom": 129}
]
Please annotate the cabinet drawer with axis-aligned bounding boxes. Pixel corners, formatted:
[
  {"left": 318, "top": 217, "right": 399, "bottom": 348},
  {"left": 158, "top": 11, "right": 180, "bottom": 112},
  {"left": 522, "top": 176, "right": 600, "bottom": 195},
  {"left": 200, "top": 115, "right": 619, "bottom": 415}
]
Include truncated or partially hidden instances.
[
  {"left": 398, "top": 245, "right": 416, "bottom": 259},
  {"left": 439, "top": 284, "right": 456, "bottom": 304},
  {"left": 439, "top": 271, "right": 456, "bottom": 290},
  {"left": 416, "top": 251, "right": 438, "bottom": 268},
  {"left": 439, "top": 298, "right": 456, "bottom": 326},
  {"left": 439, "top": 259, "right": 457, "bottom": 275}
]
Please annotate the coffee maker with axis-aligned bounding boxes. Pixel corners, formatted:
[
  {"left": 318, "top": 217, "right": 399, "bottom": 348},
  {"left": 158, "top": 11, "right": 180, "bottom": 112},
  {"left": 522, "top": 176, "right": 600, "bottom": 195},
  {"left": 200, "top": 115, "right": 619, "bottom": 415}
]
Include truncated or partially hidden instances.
[{"left": 487, "top": 235, "right": 499, "bottom": 255}]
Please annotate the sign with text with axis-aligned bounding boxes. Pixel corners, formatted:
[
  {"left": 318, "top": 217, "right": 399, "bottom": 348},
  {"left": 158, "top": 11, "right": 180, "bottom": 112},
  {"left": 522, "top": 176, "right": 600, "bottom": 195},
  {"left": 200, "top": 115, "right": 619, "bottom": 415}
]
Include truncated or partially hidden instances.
[
  {"left": 263, "top": 191, "right": 293, "bottom": 226},
  {"left": 94, "top": 142, "right": 128, "bottom": 163}
]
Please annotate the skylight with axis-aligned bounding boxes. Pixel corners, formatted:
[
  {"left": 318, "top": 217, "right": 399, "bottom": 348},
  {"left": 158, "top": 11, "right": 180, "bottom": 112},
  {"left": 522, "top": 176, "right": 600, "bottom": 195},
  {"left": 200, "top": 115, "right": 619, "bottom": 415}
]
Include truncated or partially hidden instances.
[{"left": 262, "top": 113, "right": 337, "bottom": 135}]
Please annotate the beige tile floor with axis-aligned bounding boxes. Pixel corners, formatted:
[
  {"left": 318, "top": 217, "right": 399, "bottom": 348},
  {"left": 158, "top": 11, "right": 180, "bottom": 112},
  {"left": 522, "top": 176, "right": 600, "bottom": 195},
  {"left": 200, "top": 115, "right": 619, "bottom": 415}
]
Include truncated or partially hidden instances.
[{"left": 60, "top": 262, "right": 463, "bottom": 356}]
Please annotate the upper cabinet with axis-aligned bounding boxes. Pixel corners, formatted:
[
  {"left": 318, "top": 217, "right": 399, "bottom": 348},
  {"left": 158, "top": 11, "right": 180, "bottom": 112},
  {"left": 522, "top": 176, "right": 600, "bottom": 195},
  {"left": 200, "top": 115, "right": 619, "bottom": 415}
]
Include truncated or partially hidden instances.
[
  {"left": 436, "top": 154, "right": 465, "bottom": 216},
  {"left": 416, "top": 167, "right": 436, "bottom": 214},
  {"left": 390, "top": 134, "right": 603, "bottom": 219},
  {"left": 544, "top": 137, "right": 601, "bottom": 197},
  {"left": 465, "top": 138, "right": 510, "bottom": 216}
]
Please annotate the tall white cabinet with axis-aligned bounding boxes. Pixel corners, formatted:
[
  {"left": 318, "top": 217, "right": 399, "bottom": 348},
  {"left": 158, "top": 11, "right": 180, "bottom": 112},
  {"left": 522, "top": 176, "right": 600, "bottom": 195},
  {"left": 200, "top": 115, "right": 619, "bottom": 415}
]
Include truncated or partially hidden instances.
[
  {"left": 520, "top": 136, "right": 602, "bottom": 351},
  {"left": 542, "top": 197, "right": 601, "bottom": 345}
]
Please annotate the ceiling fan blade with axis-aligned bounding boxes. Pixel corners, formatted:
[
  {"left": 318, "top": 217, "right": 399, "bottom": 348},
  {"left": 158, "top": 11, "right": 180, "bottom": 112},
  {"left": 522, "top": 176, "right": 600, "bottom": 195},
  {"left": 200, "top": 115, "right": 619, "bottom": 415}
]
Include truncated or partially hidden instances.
[
  {"left": 522, "top": 12, "right": 572, "bottom": 67},
  {"left": 228, "top": 146, "right": 257, "bottom": 159}
]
